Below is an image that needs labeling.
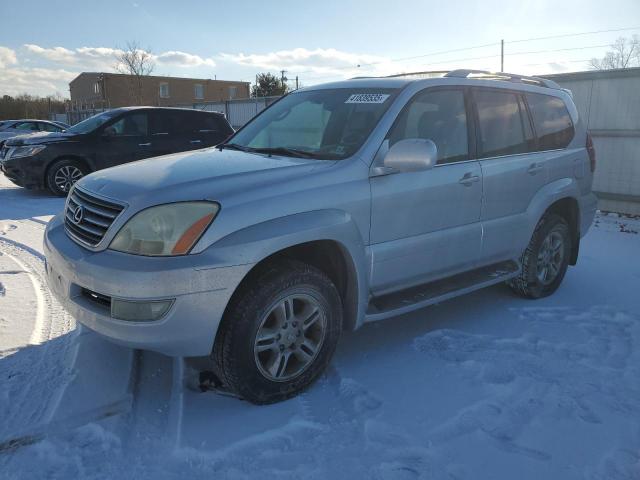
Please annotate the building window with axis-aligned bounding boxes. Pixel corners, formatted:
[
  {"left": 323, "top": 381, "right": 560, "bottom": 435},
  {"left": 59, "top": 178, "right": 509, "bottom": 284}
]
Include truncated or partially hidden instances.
[
  {"left": 194, "top": 84, "right": 204, "bottom": 100},
  {"left": 159, "top": 82, "right": 170, "bottom": 98},
  {"left": 228, "top": 86, "right": 237, "bottom": 99},
  {"left": 93, "top": 82, "right": 101, "bottom": 95}
]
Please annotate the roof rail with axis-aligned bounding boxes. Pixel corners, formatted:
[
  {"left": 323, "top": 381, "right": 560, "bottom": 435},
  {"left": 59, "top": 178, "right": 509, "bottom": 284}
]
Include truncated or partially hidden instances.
[{"left": 444, "top": 69, "right": 562, "bottom": 90}]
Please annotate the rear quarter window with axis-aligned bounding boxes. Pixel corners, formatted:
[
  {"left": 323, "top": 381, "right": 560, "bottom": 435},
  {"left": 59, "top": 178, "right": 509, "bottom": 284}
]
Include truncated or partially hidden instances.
[
  {"left": 199, "top": 113, "right": 232, "bottom": 134},
  {"left": 525, "top": 93, "right": 574, "bottom": 150}
]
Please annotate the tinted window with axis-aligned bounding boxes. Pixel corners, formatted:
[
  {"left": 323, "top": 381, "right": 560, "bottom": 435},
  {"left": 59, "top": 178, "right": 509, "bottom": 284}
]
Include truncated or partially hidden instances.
[
  {"left": 388, "top": 89, "right": 468, "bottom": 164},
  {"left": 199, "top": 114, "right": 230, "bottom": 133},
  {"left": 40, "top": 122, "right": 62, "bottom": 132},
  {"left": 15, "top": 122, "right": 39, "bottom": 131},
  {"left": 525, "top": 93, "right": 574, "bottom": 150},
  {"left": 108, "top": 113, "right": 148, "bottom": 136},
  {"left": 475, "top": 89, "right": 530, "bottom": 158}
]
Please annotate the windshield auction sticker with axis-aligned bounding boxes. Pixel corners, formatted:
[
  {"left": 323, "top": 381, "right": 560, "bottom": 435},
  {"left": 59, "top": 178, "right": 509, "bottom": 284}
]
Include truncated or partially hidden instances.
[{"left": 345, "top": 93, "right": 390, "bottom": 104}]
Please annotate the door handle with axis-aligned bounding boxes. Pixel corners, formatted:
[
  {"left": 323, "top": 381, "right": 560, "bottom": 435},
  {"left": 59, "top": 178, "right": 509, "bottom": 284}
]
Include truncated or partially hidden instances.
[
  {"left": 458, "top": 173, "right": 480, "bottom": 186},
  {"left": 190, "top": 140, "right": 202, "bottom": 144},
  {"left": 138, "top": 142, "right": 151, "bottom": 147},
  {"left": 527, "top": 163, "right": 544, "bottom": 175}
]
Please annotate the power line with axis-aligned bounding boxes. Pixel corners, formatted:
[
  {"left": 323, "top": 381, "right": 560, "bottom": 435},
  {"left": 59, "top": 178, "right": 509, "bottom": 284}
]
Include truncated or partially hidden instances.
[
  {"left": 506, "top": 43, "right": 613, "bottom": 56},
  {"left": 506, "top": 26, "right": 640, "bottom": 44},
  {"left": 289, "top": 26, "right": 640, "bottom": 81}
]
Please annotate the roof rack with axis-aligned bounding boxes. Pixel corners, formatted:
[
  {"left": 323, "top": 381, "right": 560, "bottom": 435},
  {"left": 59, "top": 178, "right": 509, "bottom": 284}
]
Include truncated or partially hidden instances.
[{"left": 444, "top": 69, "right": 562, "bottom": 90}]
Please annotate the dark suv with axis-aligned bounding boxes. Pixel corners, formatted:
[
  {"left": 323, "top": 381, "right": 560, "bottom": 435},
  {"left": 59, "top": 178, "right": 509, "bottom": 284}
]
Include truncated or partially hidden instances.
[{"left": 0, "top": 107, "right": 233, "bottom": 195}]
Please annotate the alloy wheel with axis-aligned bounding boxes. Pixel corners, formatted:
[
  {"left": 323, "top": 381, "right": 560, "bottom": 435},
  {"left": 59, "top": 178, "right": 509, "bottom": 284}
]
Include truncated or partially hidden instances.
[
  {"left": 254, "top": 293, "right": 326, "bottom": 382},
  {"left": 536, "top": 230, "right": 565, "bottom": 285},
  {"left": 54, "top": 165, "right": 83, "bottom": 192}
]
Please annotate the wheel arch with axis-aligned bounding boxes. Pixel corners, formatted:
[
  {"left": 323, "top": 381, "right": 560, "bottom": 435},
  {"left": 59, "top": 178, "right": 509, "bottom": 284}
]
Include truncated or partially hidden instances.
[
  {"left": 44, "top": 155, "right": 93, "bottom": 186},
  {"left": 544, "top": 197, "right": 580, "bottom": 265},
  {"left": 526, "top": 178, "right": 581, "bottom": 266},
  {"left": 222, "top": 239, "right": 361, "bottom": 336}
]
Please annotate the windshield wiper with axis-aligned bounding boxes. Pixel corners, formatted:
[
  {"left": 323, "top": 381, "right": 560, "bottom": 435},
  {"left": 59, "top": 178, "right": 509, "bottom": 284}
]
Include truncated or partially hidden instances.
[
  {"left": 219, "top": 143, "right": 334, "bottom": 159},
  {"left": 218, "top": 142, "right": 254, "bottom": 152},
  {"left": 250, "top": 147, "right": 323, "bottom": 159}
]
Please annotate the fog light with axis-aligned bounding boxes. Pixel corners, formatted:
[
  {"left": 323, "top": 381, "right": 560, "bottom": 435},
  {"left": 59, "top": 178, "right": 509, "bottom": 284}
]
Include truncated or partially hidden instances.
[{"left": 111, "top": 298, "right": 174, "bottom": 321}]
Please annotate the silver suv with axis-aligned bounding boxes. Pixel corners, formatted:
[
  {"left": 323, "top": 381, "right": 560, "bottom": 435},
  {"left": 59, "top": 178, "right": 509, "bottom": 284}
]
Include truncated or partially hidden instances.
[{"left": 44, "top": 70, "right": 597, "bottom": 404}]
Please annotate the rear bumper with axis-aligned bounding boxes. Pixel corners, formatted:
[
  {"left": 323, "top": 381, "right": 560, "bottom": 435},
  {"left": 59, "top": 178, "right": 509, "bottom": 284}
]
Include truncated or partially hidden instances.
[{"left": 44, "top": 214, "right": 254, "bottom": 357}]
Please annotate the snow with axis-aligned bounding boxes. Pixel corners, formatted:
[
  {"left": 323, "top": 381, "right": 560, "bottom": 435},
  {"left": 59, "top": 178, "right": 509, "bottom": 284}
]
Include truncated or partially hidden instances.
[{"left": 1, "top": 172, "right": 639, "bottom": 479}]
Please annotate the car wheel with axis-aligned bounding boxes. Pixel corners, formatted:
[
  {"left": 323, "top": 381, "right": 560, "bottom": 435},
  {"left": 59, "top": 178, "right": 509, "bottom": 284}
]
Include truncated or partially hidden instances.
[
  {"left": 46, "top": 159, "right": 87, "bottom": 196},
  {"left": 509, "top": 213, "right": 571, "bottom": 299},
  {"left": 213, "top": 260, "right": 342, "bottom": 404}
]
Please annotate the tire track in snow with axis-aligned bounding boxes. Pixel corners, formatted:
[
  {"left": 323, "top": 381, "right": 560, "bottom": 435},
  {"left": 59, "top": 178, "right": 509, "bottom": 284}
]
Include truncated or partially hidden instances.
[
  {"left": 0, "top": 250, "right": 47, "bottom": 346},
  {"left": 0, "top": 233, "right": 78, "bottom": 445}
]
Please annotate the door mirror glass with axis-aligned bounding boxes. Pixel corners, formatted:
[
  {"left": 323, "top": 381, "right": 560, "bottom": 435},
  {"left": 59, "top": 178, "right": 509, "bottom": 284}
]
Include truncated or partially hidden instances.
[{"left": 384, "top": 138, "right": 437, "bottom": 172}]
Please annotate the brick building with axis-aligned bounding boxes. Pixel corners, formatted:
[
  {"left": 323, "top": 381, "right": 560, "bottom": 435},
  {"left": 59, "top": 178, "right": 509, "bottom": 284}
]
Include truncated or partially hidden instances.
[{"left": 69, "top": 72, "right": 250, "bottom": 110}]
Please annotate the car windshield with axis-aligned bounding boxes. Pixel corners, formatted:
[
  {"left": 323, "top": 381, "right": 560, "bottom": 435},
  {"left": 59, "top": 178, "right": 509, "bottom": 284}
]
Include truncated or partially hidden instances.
[
  {"left": 227, "top": 88, "right": 399, "bottom": 160},
  {"left": 66, "top": 110, "right": 121, "bottom": 134}
]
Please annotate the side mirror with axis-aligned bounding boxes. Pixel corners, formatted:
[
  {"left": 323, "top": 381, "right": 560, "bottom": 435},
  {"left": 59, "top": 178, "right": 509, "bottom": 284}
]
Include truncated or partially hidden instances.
[{"left": 383, "top": 138, "right": 437, "bottom": 173}]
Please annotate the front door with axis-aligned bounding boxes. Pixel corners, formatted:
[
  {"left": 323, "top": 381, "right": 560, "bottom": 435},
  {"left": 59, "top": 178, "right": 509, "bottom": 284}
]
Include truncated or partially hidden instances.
[
  {"left": 369, "top": 88, "right": 483, "bottom": 295},
  {"left": 97, "top": 111, "right": 152, "bottom": 168}
]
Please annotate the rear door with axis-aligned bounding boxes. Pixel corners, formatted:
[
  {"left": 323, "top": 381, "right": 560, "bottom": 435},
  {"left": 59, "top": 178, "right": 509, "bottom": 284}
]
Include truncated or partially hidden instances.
[
  {"left": 149, "top": 110, "right": 179, "bottom": 157},
  {"left": 369, "top": 87, "right": 483, "bottom": 294},
  {"left": 96, "top": 111, "right": 152, "bottom": 168},
  {"left": 473, "top": 88, "right": 547, "bottom": 263}
]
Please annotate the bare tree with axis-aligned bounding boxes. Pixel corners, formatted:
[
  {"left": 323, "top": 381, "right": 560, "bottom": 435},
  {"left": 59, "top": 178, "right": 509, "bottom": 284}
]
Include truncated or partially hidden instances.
[
  {"left": 114, "top": 40, "right": 155, "bottom": 105},
  {"left": 590, "top": 35, "right": 640, "bottom": 70}
]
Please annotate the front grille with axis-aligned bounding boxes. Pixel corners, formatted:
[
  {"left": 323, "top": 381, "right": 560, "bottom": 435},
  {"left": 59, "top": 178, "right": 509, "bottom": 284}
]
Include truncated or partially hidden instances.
[{"left": 64, "top": 187, "right": 125, "bottom": 247}]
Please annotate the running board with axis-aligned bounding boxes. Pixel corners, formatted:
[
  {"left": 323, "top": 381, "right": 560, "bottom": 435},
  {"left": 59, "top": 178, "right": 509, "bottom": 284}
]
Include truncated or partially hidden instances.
[{"left": 365, "top": 260, "right": 520, "bottom": 322}]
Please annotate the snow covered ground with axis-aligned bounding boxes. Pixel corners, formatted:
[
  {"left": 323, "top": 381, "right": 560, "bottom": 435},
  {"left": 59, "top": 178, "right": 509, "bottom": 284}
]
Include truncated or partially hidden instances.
[{"left": 1, "top": 172, "right": 639, "bottom": 480}]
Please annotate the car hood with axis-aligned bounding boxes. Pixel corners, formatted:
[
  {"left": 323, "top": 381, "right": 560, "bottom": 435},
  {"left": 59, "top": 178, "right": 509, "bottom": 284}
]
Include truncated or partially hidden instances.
[
  {"left": 5, "top": 131, "right": 77, "bottom": 146},
  {"left": 78, "top": 147, "right": 336, "bottom": 204}
]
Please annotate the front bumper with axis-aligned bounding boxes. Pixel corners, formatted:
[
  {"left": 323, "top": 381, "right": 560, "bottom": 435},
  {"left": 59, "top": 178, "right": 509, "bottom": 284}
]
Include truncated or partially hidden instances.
[
  {"left": 1, "top": 152, "right": 47, "bottom": 189},
  {"left": 44, "top": 214, "right": 254, "bottom": 357}
]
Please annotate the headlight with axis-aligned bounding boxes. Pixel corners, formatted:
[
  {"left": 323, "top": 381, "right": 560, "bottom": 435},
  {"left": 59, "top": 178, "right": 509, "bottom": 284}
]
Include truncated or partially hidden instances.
[
  {"left": 109, "top": 202, "right": 219, "bottom": 256},
  {"left": 9, "top": 145, "right": 46, "bottom": 159}
]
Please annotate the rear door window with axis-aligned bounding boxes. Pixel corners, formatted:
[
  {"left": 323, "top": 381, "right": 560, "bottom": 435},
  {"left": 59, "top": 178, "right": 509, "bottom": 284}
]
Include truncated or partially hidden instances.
[
  {"left": 525, "top": 93, "right": 574, "bottom": 150},
  {"left": 474, "top": 89, "right": 531, "bottom": 158}
]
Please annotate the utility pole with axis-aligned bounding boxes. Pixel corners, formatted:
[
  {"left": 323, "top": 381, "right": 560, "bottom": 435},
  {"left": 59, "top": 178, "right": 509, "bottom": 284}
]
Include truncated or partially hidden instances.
[
  {"left": 280, "top": 69, "right": 287, "bottom": 86},
  {"left": 295, "top": 76, "right": 299, "bottom": 90},
  {"left": 500, "top": 39, "right": 504, "bottom": 72}
]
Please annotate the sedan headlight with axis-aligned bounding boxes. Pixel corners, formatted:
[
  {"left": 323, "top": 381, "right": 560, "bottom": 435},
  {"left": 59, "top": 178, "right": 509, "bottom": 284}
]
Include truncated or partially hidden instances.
[
  {"left": 9, "top": 145, "right": 46, "bottom": 159},
  {"left": 109, "top": 202, "right": 219, "bottom": 256}
]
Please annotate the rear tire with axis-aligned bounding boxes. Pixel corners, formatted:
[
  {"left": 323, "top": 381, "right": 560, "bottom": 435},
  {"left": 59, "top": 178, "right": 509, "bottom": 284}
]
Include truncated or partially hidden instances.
[
  {"left": 509, "top": 213, "right": 571, "bottom": 299},
  {"left": 46, "top": 159, "right": 88, "bottom": 196},
  {"left": 213, "top": 260, "right": 342, "bottom": 404}
]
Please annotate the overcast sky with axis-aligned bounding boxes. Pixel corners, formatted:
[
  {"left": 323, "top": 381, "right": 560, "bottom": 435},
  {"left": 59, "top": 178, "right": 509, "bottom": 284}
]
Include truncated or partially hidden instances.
[{"left": 1, "top": 0, "right": 639, "bottom": 97}]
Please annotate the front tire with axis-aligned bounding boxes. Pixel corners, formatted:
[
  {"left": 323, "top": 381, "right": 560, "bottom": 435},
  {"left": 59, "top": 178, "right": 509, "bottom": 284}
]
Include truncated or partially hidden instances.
[
  {"left": 46, "top": 159, "right": 87, "bottom": 196},
  {"left": 213, "top": 260, "right": 342, "bottom": 404},
  {"left": 509, "top": 213, "right": 571, "bottom": 299}
]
